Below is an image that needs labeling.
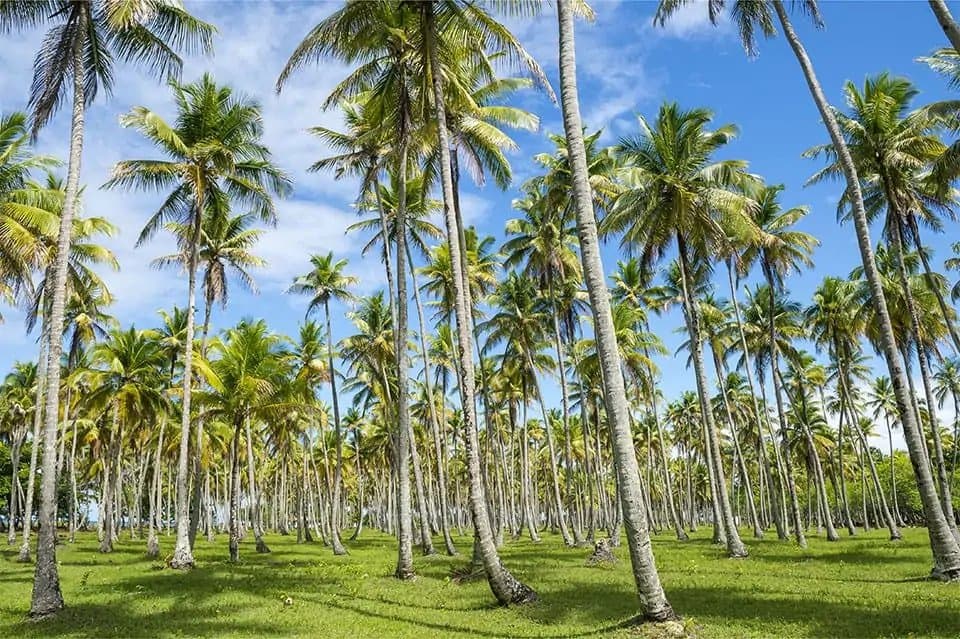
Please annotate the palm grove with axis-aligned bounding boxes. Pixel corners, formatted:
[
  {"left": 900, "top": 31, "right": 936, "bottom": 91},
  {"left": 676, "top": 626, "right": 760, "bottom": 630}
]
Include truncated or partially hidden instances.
[{"left": 4, "top": 0, "right": 960, "bottom": 625}]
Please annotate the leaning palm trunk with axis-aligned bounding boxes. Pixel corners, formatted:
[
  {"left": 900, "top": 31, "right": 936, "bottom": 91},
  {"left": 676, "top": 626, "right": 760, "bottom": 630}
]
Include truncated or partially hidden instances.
[
  {"left": 147, "top": 420, "right": 165, "bottom": 558},
  {"left": 556, "top": 0, "right": 676, "bottom": 620},
  {"left": 30, "top": 45, "right": 87, "bottom": 617},
  {"left": 422, "top": 0, "right": 536, "bottom": 604},
  {"left": 170, "top": 190, "right": 205, "bottom": 570},
  {"left": 889, "top": 222, "right": 956, "bottom": 533},
  {"left": 527, "top": 354, "right": 574, "bottom": 546},
  {"left": 229, "top": 418, "right": 242, "bottom": 562},
  {"left": 772, "top": 0, "right": 960, "bottom": 576},
  {"left": 677, "top": 239, "right": 747, "bottom": 557},
  {"left": 929, "top": 0, "right": 960, "bottom": 52}
]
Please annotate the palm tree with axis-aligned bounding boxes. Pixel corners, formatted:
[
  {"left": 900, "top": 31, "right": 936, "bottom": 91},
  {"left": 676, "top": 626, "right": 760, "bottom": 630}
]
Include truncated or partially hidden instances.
[
  {"left": 657, "top": 0, "right": 960, "bottom": 578},
  {"left": 1, "top": 362, "right": 37, "bottom": 547},
  {"left": 556, "top": 0, "right": 675, "bottom": 621},
  {"left": 806, "top": 74, "right": 960, "bottom": 535},
  {"left": 199, "top": 319, "right": 289, "bottom": 562},
  {"left": 928, "top": 0, "right": 960, "bottom": 52},
  {"left": 604, "top": 102, "right": 754, "bottom": 558},
  {"left": 86, "top": 328, "right": 167, "bottom": 553},
  {"left": 0, "top": 3, "right": 213, "bottom": 613},
  {"left": 105, "top": 74, "right": 291, "bottom": 569},
  {"left": 0, "top": 113, "right": 59, "bottom": 315},
  {"left": 289, "top": 252, "right": 358, "bottom": 556}
]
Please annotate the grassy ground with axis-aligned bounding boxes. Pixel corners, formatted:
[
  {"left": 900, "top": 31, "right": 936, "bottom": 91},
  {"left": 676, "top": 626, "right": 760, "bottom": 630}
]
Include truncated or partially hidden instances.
[{"left": 1, "top": 526, "right": 958, "bottom": 638}]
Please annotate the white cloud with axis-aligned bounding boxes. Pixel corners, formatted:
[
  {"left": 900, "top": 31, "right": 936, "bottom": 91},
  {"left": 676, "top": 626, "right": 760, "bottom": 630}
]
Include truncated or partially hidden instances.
[{"left": 648, "top": 0, "right": 731, "bottom": 40}]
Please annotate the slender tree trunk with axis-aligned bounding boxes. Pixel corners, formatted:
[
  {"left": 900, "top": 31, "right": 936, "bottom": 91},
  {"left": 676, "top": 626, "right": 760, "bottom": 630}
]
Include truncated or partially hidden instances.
[
  {"left": 929, "top": 0, "right": 960, "bottom": 52},
  {"left": 678, "top": 238, "right": 746, "bottom": 557},
  {"left": 322, "top": 301, "right": 348, "bottom": 556},
  {"left": 393, "top": 129, "right": 415, "bottom": 579},
  {"left": 422, "top": 0, "right": 535, "bottom": 604},
  {"left": 29, "top": 40, "right": 90, "bottom": 614},
  {"left": 229, "top": 419, "right": 241, "bottom": 562},
  {"left": 19, "top": 335, "right": 47, "bottom": 561},
  {"left": 170, "top": 176, "right": 206, "bottom": 570},
  {"left": 773, "top": 0, "right": 960, "bottom": 577},
  {"left": 556, "top": 0, "right": 675, "bottom": 619}
]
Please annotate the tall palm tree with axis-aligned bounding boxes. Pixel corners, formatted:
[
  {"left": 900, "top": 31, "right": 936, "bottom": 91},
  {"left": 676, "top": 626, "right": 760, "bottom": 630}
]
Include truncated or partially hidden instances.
[
  {"left": 289, "top": 252, "right": 357, "bottom": 556},
  {"left": 806, "top": 74, "right": 960, "bottom": 534},
  {"left": 1, "top": 3, "right": 213, "bottom": 613},
  {"left": 556, "top": 0, "right": 675, "bottom": 621},
  {"left": 604, "top": 102, "right": 755, "bottom": 558},
  {"left": 656, "top": 0, "right": 960, "bottom": 578},
  {"left": 105, "top": 74, "right": 291, "bottom": 569},
  {"left": 868, "top": 376, "right": 905, "bottom": 525}
]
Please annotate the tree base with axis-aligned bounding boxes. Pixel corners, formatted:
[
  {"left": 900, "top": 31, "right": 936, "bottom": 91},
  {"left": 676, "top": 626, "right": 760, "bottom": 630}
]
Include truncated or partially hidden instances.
[
  {"left": 394, "top": 567, "right": 416, "bottom": 581},
  {"left": 585, "top": 539, "right": 618, "bottom": 566},
  {"left": 930, "top": 565, "right": 960, "bottom": 582},
  {"left": 17, "top": 544, "right": 31, "bottom": 563},
  {"left": 146, "top": 535, "right": 159, "bottom": 559},
  {"left": 676, "top": 529, "right": 689, "bottom": 541},
  {"left": 255, "top": 538, "right": 272, "bottom": 554},
  {"left": 169, "top": 546, "right": 195, "bottom": 570},
  {"left": 507, "top": 580, "right": 538, "bottom": 605}
]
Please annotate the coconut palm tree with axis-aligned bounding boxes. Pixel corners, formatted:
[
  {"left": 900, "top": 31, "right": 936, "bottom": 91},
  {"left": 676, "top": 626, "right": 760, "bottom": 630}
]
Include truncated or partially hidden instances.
[
  {"left": 868, "top": 376, "right": 905, "bottom": 525},
  {"left": 556, "top": 0, "right": 675, "bottom": 620},
  {"left": 199, "top": 319, "right": 290, "bottom": 562},
  {"left": 604, "top": 102, "right": 755, "bottom": 558},
  {"left": 657, "top": 0, "right": 960, "bottom": 577},
  {"left": 0, "top": 3, "right": 213, "bottom": 612},
  {"left": 105, "top": 74, "right": 291, "bottom": 569},
  {"left": 289, "top": 253, "right": 358, "bottom": 556}
]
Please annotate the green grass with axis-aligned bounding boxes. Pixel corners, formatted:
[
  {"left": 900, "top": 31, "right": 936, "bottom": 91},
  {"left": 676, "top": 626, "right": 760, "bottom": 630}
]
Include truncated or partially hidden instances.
[{"left": 1, "top": 526, "right": 958, "bottom": 638}]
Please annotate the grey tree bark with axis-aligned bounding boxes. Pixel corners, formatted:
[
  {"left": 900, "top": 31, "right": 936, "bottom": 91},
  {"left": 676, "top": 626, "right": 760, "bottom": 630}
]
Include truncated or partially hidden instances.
[
  {"left": 29, "top": 42, "right": 87, "bottom": 618},
  {"left": 929, "top": 0, "right": 960, "bottom": 53},
  {"left": 556, "top": 0, "right": 676, "bottom": 620},
  {"left": 422, "top": 0, "right": 536, "bottom": 604}
]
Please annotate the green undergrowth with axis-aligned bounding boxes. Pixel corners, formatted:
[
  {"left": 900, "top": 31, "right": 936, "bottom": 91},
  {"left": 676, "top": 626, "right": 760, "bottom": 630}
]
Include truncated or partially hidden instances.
[{"left": 1, "top": 527, "right": 958, "bottom": 638}]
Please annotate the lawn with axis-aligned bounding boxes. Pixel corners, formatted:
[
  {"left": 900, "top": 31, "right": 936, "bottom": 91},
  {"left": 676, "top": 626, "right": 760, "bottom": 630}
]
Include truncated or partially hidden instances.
[{"left": 1, "top": 527, "right": 958, "bottom": 638}]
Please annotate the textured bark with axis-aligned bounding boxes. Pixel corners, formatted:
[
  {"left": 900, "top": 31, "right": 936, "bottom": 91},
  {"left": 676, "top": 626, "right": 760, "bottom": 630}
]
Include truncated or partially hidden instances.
[
  {"left": 229, "top": 419, "right": 241, "bottom": 562},
  {"left": 929, "top": 0, "right": 960, "bottom": 52},
  {"left": 393, "top": 134, "right": 415, "bottom": 580},
  {"left": 422, "top": 0, "right": 535, "bottom": 604},
  {"left": 556, "top": 0, "right": 675, "bottom": 619},
  {"left": 773, "top": 0, "right": 960, "bottom": 576},
  {"left": 30, "top": 42, "right": 88, "bottom": 618},
  {"left": 170, "top": 175, "right": 205, "bottom": 570}
]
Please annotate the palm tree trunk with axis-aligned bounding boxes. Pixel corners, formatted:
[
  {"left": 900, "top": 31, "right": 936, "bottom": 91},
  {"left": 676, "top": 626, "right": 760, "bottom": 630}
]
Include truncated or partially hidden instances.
[
  {"left": 244, "top": 416, "right": 269, "bottom": 553},
  {"left": 908, "top": 218, "right": 960, "bottom": 354},
  {"left": 677, "top": 237, "right": 747, "bottom": 557},
  {"left": 772, "top": 0, "right": 960, "bottom": 576},
  {"left": 835, "top": 405, "right": 857, "bottom": 535},
  {"left": 170, "top": 178, "right": 205, "bottom": 569},
  {"left": 928, "top": 0, "right": 960, "bottom": 52},
  {"left": 29, "top": 41, "right": 90, "bottom": 615},
  {"left": 408, "top": 250, "right": 457, "bottom": 555},
  {"left": 147, "top": 421, "right": 165, "bottom": 558},
  {"left": 890, "top": 208, "right": 956, "bottom": 535},
  {"left": 527, "top": 354, "right": 574, "bottom": 546},
  {"left": 711, "top": 348, "right": 763, "bottom": 539},
  {"left": 393, "top": 129, "right": 415, "bottom": 578},
  {"left": 229, "top": 418, "right": 241, "bottom": 562},
  {"left": 421, "top": 0, "right": 535, "bottom": 604},
  {"left": 556, "top": 0, "right": 675, "bottom": 618},
  {"left": 322, "top": 300, "right": 348, "bottom": 555}
]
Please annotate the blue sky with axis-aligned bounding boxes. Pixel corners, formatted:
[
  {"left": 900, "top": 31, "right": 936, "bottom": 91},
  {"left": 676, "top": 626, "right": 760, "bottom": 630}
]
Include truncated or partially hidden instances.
[{"left": 1, "top": 1, "right": 958, "bottom": 447}]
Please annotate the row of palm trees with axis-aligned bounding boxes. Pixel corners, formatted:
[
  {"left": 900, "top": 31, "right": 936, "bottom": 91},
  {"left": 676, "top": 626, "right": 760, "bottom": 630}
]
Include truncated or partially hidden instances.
[{"left": 5, "top": 0, "right": 960, "bottom": 625}]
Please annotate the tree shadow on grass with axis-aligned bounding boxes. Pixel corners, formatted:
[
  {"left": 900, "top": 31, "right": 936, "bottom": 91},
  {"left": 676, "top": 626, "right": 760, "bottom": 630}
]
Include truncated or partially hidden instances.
[{"left": 666, "top": 584, "right": 960, "bottom": 638}]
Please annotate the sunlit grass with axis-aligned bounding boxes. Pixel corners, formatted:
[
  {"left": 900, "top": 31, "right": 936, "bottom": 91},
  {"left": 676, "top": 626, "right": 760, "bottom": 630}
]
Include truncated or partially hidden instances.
[{"left": 1, "top": 526, "right": 958, "bottom": 637}]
